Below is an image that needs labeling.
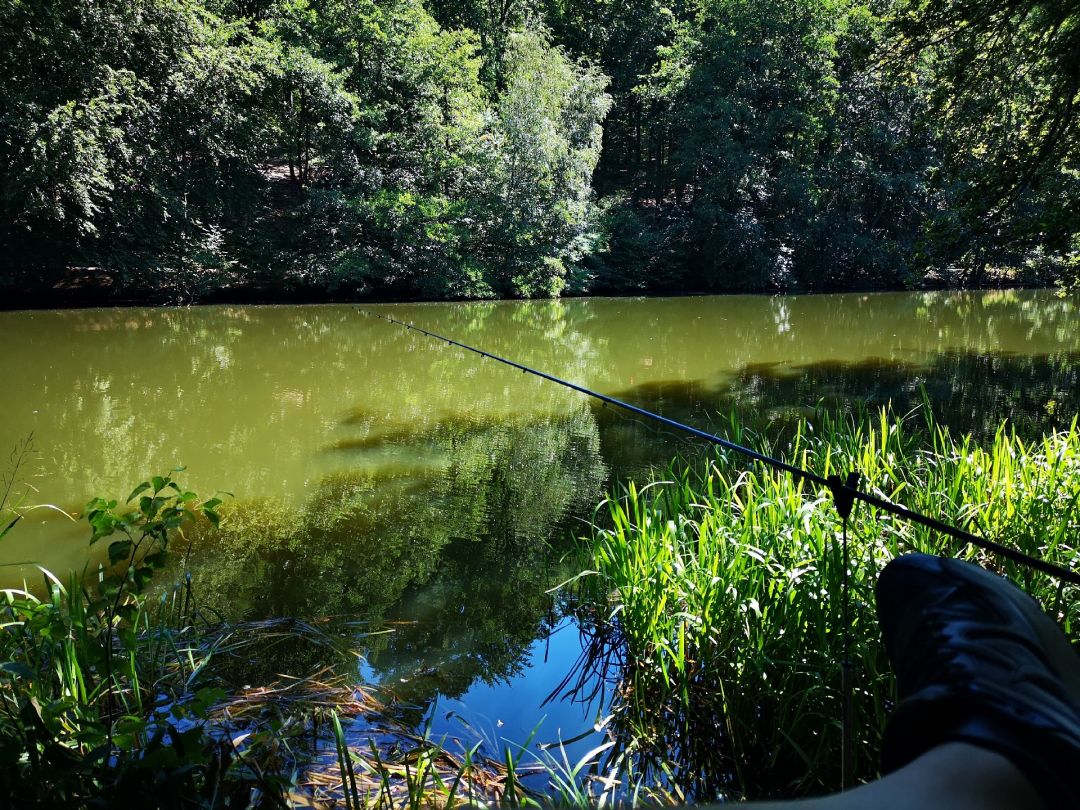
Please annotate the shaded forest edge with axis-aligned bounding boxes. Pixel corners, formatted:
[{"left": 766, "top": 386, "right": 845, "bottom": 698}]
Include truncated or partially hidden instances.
[{"left": 2, "top": 0, "right": 1078, "bottom": 308}]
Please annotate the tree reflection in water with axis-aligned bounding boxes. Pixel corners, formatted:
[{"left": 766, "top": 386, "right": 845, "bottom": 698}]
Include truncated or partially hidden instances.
[
  {"left": 179, "top": 403, "right": 607, "bottom": 710},
  {"left": 174, "top": 347, "right": 1077, "bottom": 762}
]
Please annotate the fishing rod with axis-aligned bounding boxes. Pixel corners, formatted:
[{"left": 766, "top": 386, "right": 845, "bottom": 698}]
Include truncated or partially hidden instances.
[{"left": 359, "top": 308, "right": 1080, "bottom": 588}]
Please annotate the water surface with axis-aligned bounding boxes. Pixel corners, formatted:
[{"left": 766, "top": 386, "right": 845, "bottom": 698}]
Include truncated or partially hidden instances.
[{"left": 1, "top": 289, "right": 1077, "bottom": 759}]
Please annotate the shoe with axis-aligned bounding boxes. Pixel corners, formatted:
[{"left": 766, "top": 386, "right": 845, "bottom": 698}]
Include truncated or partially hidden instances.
[{"left": 876, "top": 553, "right": 1080, "bottom": 808}]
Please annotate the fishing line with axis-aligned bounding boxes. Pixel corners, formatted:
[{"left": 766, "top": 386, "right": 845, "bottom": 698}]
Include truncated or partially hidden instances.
[{"left": 359, "top": 308, "right": 1080, "bottom": 587}]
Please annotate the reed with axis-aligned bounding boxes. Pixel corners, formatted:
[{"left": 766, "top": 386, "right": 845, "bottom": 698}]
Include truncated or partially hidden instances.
[{"left": 575, "top": 408, "right": 1080, "bottom": 801}]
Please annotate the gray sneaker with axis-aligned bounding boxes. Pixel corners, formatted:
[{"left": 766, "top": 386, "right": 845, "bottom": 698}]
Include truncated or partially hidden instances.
[{"left": 876, "top": 553, "right": 1080, "bottom": 808}]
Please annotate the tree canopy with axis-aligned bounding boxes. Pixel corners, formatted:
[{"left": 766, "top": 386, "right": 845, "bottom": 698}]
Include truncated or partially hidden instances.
[{"left": 1, "top": 0, "right": 1076, "bottom": 301}]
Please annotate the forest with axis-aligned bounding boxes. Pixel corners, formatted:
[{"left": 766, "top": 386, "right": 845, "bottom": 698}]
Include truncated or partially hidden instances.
[{"left": 1, "top": 0, "right": 1078, "bottom": 302}]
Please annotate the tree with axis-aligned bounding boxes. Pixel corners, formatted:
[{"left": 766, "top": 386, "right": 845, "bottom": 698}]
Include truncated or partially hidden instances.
[
  {"left": 0, "top": 0, "right": 275, "bottom": 295},
  {"left": 890, "top": 0, "right": 1080, "bottom": 281},
  {"left": 482, "top": 30, "right": 612, "bottom": 295},
  {"left": 893, "top": 0, "right": 1079, "bottom": 204},
  {"left": 641, "top": 0, "right": 852, "bottom": 289},
  {"left": 270, "top": 46, "right": 358, "bottom": 186},
  {"left": 287, "top": 11, "right": 611, "bottom": 300}
]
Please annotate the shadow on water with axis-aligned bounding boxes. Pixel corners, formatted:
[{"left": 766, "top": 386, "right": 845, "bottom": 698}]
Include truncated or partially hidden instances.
[
  {"left": 595, "top": 350, "right": 1080, "bottom": 475},
  {"left": 725, "top": 351, "right": 1080, "bottom": 437}
]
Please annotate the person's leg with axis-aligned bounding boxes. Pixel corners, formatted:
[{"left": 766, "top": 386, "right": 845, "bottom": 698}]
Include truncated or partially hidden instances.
[
  {"left": 873, "top": 554, "right": 1080, "bottom": 808},
  {"left": 724, "top": 553, "right": 1080, "bottom": 809},
  {"left": 746, "top": 742, "right": 1042, "bottom": 810}
]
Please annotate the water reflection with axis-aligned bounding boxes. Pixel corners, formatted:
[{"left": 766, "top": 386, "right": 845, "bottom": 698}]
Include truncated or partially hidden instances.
[
  {"left": 1, "top": 290, "right": 1078, "bottom": 776},
  {"left": 171, "top": 404, "right": 606, "bottom": 726},
  {"left": 178, "top": 348, "right": 1079, "bottom": 774},
  {"left": 182, "top": 405, "right": 605, "bottom": 619}
]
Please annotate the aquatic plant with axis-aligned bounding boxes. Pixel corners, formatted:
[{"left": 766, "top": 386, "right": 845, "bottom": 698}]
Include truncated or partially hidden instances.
[
  {"left": 574, "top": 409, "right": 1080, "bottom": 801},
  {"left": 0, "top": 473, "right": 273, "bottom": 806}
]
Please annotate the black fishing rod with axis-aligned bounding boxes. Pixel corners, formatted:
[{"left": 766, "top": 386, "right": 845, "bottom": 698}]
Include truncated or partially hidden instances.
[{"left": 360, "top": 308, "right": 1080, "bottom": 588}]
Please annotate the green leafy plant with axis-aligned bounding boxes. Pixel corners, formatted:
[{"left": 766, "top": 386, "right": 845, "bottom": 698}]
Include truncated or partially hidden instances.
[
  {"left": 0, "top": 471, "right": 263, "bottom": 807},
  {"left": 574, "top": 408, "right": 1080, "bottom": 800}
]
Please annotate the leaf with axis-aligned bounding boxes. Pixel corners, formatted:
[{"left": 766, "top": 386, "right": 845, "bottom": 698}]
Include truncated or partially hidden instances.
[
  {"left": 108, "top": 539, "right": 133, "bottom": 565},
  {"left": 116, "top": 604, "right": 138, "bottom": 623},
  {"left": 0, "top": 513, "right": 22, "bottom": 542},
  {"left": 127, "top": 482, "right": 151, "bottom": 504},
  {"left": 140, "top": 495, "right": 165, "bottom": 520},
  {"left": 151, "top": 476, "right": 166, "bottom": 493},
  {"left": 89, "top": 513, "right": 117, "bottom": 543},
  {"left": 134, "top": 566, "right": 154, "bottom": 591},
  {"left": 98, "top": 574, "right": 124, "bottom": 597},
  {"left": 0, "top": 662, "right": 34, "bottom": 679},
  {"left": 191, "top": 686, "right": 227, "bottom": 716}
]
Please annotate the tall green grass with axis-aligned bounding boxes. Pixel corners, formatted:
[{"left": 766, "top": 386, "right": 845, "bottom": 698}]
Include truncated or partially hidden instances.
[
  {"left": 575, "top": 409, "right": 1080, "bottom": 801},
  {"left": 0, "top": 473, "right": 281, "bottom": 806}
]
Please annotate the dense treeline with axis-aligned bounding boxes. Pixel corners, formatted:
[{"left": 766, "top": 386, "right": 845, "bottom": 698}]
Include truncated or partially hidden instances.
[
  {"left": 1, "top": 0, "right": 1076, "bottom": 302},
  {"left": 563, "top": 0, "right": 1079, "bottom": 293}
]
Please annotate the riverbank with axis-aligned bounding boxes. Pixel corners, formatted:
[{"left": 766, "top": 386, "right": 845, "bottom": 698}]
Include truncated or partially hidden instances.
[{"left": 0, "top": 265, "right": 1046, "bottom": 312}]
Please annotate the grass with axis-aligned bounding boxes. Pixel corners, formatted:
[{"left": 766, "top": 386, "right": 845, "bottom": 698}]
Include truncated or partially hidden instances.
[
  {"left": 0, "top": 471, "right": 299, "bottom": 806},
  {"left": 572, "top": 408, "right": 1080, "bottom": 801},
  {"left": 314, "top": 709, "right": 682, "bottom": 810}
]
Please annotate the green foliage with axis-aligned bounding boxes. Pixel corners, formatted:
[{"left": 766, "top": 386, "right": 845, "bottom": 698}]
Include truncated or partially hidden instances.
[
  {"left": 576, "top": 409, "right": 1080, "bottom": 799},
  {"left": 1, "top": 0, "right": 1076, "bottom": 299},
  {"left": 1, "top": 0, "right": 613, "bottom": 301},
  {"left": 572, "top": 0, "right": 1078, "bottom": 293},
  {"left": 0, "top": 0, "right": 278, "bottom": 295},
  {"left": 892, "top": 0, "right": 1080, "bottom": 206},
  {"left": 586, "top": 0, "right": 933, "bottom": 291},
  {"left": 0, "top": 473, "right": 277, "bottom": 807},
  {"left": 253, "top": 4, "right": 612, "bottom": 299},
  {"left": 486, "top": 31, "right": 612, "bottom": 296}
]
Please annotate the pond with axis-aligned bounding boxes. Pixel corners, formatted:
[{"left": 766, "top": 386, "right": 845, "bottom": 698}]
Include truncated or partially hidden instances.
[{"left": 1, "top": 289, "right": 1078, "bottom": 769}]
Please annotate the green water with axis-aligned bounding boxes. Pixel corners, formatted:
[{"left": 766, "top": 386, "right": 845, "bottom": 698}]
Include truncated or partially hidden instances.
[
  {"left": 1, "top": 289, "right": 1077, "bottom": 610},
  {"left": 1, "top": 289, "right": 1078, "bottom": 768}
]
